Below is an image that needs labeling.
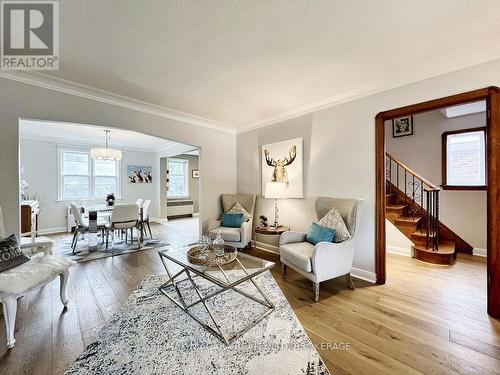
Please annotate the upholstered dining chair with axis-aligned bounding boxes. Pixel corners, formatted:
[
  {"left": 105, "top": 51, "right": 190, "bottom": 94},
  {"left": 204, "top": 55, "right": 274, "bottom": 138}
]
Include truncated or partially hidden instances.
[
  {"left": 105, "top": 204, "right": 139, "bottom": 253},
  {"left": 70, "top": 202, "right": 107, "bottom": 254},
  {"left": 279, "top": 197, "right": 363, "bottom": 302},
  {"left": 0, "top": 206, "right": 70, "bottom": 349},
  {"left": 139, "top": 199, "right": 152, "bottom": 239},
  {"left": 207, "top": 194, "right": 256, "bottom": 249}
]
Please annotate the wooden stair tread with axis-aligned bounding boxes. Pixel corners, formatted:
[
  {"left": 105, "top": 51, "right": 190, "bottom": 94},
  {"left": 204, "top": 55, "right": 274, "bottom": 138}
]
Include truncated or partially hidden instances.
[
  {"left": 386, "top": 204, "right": 405, "bottom": 210},
  {"left": 411, "top": 229, "right": 436, "bottom": 238},
  {"left": 395, "top": 216, "right": 422, "bottom": 224},
  {"left": 413, "top": 240, "right": 455, "bottom": 255}
]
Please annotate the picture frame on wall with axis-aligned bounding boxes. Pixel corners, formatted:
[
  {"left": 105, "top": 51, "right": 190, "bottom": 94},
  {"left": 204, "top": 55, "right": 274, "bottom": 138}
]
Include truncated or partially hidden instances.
[
  {"left": 392, "top": 116, "right": 413, "bottom": 138},
  {"left": 261, "top": 138, "right": 304, "bottom": 198},
  {"left": 127, "top": 165, "right": 153, "bottom": 183},
  {"left": 192, "top": 169, "right": 199, "bottom": 178}
]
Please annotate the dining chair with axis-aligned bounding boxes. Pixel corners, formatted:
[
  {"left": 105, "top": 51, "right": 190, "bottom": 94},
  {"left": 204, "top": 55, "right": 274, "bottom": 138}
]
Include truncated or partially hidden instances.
[
  {"left": 70, "top": 202, "right": 107, "bottom": 254},
  {"left": 139, "top": 199, "right": 153, "bottom": 239},
  {"left": 105, "top": 204, "right": 140, "bottom": 254},
  {"left": 136, "top": 199, "right": 144, "bottom": 208}
]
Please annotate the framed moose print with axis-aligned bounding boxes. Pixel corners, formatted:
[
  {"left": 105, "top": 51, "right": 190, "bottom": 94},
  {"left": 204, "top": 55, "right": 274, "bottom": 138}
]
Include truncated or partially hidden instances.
[
  {"left": 261, "top": 138, "right": 303, "bottom": 198},
  {"left": 392, "top": 116, "right": 414, "bottom": 138}
]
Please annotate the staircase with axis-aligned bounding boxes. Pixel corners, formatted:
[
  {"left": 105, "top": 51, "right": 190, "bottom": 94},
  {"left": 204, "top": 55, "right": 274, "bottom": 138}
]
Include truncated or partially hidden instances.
[{"left": 385, "top": 153, "right": 472, "bottom": 265}]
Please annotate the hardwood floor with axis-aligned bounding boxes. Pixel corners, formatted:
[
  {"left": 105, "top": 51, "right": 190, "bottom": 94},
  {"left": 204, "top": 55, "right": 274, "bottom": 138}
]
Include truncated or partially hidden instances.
[{"left": 1, "top": 220, "right": 498, "bottom": 374}]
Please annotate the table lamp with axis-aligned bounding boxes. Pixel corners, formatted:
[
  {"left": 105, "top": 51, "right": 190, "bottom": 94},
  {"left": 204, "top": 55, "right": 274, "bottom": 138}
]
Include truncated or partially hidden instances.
[{"left": 265, "top": 182, "right": 287, "bottom": 228}]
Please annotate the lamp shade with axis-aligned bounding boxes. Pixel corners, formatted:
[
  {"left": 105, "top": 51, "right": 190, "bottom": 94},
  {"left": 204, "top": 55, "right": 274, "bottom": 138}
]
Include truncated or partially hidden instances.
[
  {"left": 264, "top": 182, "right": 287, "bottom": 199},
  {"left": 90, "top": 147, "right": 122, "bottom": 161}
]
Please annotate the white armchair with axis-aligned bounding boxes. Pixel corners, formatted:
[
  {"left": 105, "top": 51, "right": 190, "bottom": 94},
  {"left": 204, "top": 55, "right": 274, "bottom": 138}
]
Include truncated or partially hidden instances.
[
  {"left": 208, "top": 194, "right": 256, "bottom": 249},
  {"left": 0, "top": 206, "right": 70, "bottom": 349},
  {"left": 279, "top": 197, "right": 363, "bottom": 302}
]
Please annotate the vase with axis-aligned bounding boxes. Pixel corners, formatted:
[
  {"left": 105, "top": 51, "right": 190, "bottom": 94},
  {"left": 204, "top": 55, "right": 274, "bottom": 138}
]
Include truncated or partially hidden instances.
[{"left": 213, "top": 229, "right": 225, "bottom": 257}]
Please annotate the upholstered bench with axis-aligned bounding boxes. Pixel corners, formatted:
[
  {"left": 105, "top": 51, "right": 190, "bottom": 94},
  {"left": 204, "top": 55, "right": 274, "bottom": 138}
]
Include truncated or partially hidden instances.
[{"left": 0, "top": 253, "right": 70, "bottom": 348}]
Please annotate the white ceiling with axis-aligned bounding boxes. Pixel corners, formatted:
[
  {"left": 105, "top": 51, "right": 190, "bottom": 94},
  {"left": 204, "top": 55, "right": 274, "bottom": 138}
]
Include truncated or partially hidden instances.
[
  {"left": 26, "top": 1, "right": 500, "bottom": 130},
  {"left": 441, "top": 101, "right": 486, "bottom": 118},
  {"left": 19, "top": 119, "right": 184, "bottom": 152}
]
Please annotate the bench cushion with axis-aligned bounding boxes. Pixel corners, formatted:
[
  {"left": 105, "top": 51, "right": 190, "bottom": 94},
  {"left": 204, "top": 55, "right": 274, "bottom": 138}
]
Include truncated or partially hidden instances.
[
  {"left": 0, "top": 254, "right": 70, "bottom": 295},
  {"left": 280, "top": 242, "right": 315, "bottom": 273}
]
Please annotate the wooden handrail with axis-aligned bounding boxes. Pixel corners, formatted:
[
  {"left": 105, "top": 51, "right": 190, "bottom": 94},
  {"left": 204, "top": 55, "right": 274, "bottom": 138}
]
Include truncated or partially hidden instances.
[{"left": 385, "top": 152, "right": 440, "bottom": 191}]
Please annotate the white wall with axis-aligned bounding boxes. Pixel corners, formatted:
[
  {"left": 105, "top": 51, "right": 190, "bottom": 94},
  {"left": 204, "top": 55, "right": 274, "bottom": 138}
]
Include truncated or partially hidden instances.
[
  {"left": 20, "top": 138, "right": 160, "bottom": 232},
  {"left": 0, "top": 78, "right": 237, "bottom": 237},
  {"left": 236, "top": 58, "right": 500, "bottom": 276},
  {"left": 385, "top": 110, "right": 487, "bottom": 250}
]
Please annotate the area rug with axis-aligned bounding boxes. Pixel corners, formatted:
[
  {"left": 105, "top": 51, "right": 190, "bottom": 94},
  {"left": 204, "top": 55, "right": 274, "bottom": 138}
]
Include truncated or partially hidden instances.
[
  {"left": 61, "top": 236, "right": 168, "bottom": 262},
  {"left": 65, "top": 271, "right": 329, "bottom": 374}
]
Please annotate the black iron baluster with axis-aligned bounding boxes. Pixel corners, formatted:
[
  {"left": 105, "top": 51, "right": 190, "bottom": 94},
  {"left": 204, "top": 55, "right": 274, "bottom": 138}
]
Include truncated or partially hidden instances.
[
  {"left": 435, "top": 191, "right": 439, "bottom": 251},
  {"left": 412, "top": 175, "right": 415, "bottom": 220},
  {"left": 404, "top": 171, "right": 407, "bottom": 216},
  {"left": 426, "top": 190, "right": 430, "bottom": 249},
  {"left": 396, "top": 163, "right": 400, "bottom": 191}
]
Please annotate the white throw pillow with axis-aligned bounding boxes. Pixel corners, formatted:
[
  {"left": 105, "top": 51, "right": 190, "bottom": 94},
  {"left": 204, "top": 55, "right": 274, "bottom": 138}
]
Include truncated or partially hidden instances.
[
  {"left": 227, "top": 202, "right": 252, "bottom": 222},
  {"left": 318, "top": 208, "right": 351, "bottom": 243}
]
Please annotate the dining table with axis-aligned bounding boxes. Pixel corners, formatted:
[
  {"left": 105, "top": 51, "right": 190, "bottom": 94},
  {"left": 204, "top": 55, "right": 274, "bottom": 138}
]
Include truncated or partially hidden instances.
[{"left": 81, "top": 204, "right": 144, "bottom": 252}]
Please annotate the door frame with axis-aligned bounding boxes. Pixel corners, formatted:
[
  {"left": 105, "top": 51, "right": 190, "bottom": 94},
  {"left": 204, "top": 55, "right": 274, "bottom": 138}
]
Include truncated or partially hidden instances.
[{"left": 375, "top": 87, "right": 500, "bottom": 318}]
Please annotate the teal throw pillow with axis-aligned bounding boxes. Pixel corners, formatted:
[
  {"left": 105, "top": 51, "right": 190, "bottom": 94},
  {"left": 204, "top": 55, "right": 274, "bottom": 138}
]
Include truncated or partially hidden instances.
[
  {"left": 306, "top": 222, "right": 336, "bottom": 245},
  {"left": 223, "top": 213, "right": 244, "bottom": 228}
]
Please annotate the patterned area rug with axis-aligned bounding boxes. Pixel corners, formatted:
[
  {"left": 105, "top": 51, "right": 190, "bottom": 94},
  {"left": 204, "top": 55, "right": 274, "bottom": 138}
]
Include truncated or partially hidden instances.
[
  {"left": 65, "top": 271, "right": 329, "bottom": 374},
  {"left": 61, "top": 235, "right": 169, "bottom": 262}
]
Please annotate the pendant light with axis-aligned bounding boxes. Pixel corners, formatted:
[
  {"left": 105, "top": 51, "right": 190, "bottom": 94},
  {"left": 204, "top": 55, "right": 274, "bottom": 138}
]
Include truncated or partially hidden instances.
[{"left": 90, "top": 130, "right": 122, "bottom": 161}]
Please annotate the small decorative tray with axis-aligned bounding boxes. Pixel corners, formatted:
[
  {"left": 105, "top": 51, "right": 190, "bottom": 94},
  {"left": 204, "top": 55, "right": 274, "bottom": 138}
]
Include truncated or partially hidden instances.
[{"left": 187, "top": 244, "right": 237, "bottom": 266}]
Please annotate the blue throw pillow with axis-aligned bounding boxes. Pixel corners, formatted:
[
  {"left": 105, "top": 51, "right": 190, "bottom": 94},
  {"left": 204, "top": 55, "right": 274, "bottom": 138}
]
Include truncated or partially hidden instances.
[
  {"left": 223, "top": 213, "right": 244, "bottom": 228},
  {"left": 306, "top": 222, "right": 336, "bottom": 245}
]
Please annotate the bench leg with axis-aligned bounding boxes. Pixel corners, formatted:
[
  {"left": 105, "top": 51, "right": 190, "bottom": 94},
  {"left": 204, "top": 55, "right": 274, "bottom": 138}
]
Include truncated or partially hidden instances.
[
  {"left": 59, "top": 270, "right": 69, "bottom": 306},
  {"left": 2, "top": 295, "right": 17, "bottom": 349},
  {"left": 313, "top": 282, "right": 320, "bottom": 302},
  {"left": 281, "top": 263, "right": 287, "bottom": 279}
]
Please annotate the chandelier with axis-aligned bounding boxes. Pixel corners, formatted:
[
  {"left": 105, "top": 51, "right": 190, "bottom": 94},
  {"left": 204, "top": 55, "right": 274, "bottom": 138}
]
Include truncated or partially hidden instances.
[{"left": 90, "top": 130, "right": 122, "bottom": 161}]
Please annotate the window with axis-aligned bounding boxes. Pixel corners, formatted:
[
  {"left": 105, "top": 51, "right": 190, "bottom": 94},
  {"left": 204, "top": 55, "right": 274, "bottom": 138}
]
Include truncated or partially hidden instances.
[
  {"left": 168, "top": 158, "right": 189, "bottom": 198},
  {"left": 442, "top": 127, "right": 486, "bottom": 190},
  {"left": 59, "top": 149, "right": 121, "bottom": 200}
]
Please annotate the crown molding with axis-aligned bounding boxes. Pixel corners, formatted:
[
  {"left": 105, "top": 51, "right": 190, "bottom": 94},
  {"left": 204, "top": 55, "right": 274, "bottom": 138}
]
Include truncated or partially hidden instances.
[
  {"left": 19, "top": 134, "right": 168, "bottom": 153},
  {"left": 0, "top": 71, "right": 237, "bottom": 135}
]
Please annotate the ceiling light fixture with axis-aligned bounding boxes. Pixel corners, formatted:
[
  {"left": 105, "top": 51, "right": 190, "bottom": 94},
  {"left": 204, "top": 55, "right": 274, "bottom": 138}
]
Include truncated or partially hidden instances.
[{"left": 90, "top": 130, "right": 122, "bottom": 161}]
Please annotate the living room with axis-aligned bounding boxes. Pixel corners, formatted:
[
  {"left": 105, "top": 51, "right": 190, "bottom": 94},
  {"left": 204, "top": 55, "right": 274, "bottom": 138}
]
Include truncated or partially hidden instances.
[{"left": 1, "top": 2, "right": 500, "bottom": 374}]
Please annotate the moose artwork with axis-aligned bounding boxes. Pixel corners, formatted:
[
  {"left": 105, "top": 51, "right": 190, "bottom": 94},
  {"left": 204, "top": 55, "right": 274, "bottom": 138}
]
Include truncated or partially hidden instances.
[
  {"left": 127, "top": 165, "right": 153, "bottom": 184},
  {"left": 261, "top": 138, "right": 303, "bottom": 198}
]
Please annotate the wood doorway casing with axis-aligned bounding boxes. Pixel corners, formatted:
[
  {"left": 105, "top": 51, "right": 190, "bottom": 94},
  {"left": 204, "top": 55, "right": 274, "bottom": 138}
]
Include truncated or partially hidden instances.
[{"left": 375, "top": 87, "right": 500, "bottom": 318}]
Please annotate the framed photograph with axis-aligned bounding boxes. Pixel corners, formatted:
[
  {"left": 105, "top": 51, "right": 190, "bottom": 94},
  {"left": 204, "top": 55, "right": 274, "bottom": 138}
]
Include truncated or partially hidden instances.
[
  {"left": 392, "top": 116, "right": 413, "bottom": 138},
  {"left": 261, "top": 138, "right": 303, "bottom": 198},
  {"left": 192, "top": 169, "right": 199, "bottom": 178},
  {"left": 127, "top": 165, "right": 153, "bottom": 183}
]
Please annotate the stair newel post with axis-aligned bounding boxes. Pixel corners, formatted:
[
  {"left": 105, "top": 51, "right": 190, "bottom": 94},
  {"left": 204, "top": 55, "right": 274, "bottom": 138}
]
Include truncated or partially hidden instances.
[
  {"left": 426, "top": 189, "right": 430, "bottom": 250},
  {"left": 435, "top": 190, "right": 440, "bottom": 251},
  {"left": 412, "top": 175, "right": 415, "bottom": 220}
]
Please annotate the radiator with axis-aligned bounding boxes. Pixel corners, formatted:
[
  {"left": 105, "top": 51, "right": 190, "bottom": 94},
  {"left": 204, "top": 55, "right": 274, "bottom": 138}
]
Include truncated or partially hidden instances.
[{"left": 167, "top": 199, "right": 194, "bottom": 218}]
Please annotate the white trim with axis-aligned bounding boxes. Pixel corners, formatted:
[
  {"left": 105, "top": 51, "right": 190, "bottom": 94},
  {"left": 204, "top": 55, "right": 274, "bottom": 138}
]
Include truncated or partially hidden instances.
[
  {"left": 192, "top": 213, "right": 200, "bottom": 217},
  {"left": 150, "top": 217, "right": 168, "bottom": 224},
  {"left": 386, "top": 245, "right": 412, "bottom": 257},
  {"left": 473, "top": 247, "right": 487, "bottom": 257},
  {"left": 351, "top": 267, "right": 377, "bottom": 284},
  {"left": 0, "top": 71, "right": 236, "bottom": 134}
]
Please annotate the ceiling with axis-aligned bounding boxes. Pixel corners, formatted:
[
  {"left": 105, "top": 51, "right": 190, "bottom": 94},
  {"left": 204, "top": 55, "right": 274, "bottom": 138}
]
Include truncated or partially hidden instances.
[
  {"left": 19, "top": 119, "right": 185, "bottom": 152},
  {"left": 30, "top": 1, "right": 500, "bottom": 131},
  {"left": 441, "top": 101, "right": 486, "bottom": 118}
]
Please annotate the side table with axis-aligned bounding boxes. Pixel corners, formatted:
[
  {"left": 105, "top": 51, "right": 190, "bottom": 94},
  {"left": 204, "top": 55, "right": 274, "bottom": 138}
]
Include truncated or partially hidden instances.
[{"left": 253, "top": 225, "right": 290, "bottom": 255}]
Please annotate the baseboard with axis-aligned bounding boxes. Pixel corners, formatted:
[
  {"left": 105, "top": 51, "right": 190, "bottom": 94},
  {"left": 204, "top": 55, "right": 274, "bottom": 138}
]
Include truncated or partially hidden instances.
[
  {"left": 192, "top": 213, "right": 199, "bottom": 217},
  {"left": 37, "top": 227, "right": 66, "bottom": 235},
  {"left": 150, "top": 217, "right": 168, "bottom": 224},
  {"left": 473, "top": 248, "right": 487, "bottom": 257},
  {"left": 386, "top": 245, "right": 412, "bottom": 257},
  {"left": 351, "top": 267, "right": 377, "bottom": 283}
]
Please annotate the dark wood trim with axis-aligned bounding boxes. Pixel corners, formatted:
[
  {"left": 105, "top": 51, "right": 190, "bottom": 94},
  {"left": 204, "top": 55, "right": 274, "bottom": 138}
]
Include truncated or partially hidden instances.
[
  {"left": 375, "top": 116, "right": 386, "bottom": 284},
  {"left": 487, "top": 89, "right": 500, "bottom": 317},
  {"left": 441, "top": 185, "right": 487, "bottom": 191},
  {"left": 375, "top": 86, "right": 500, "bottom": 318},
  {"left": 442, "top": 126, "right": 487, "bottom": 190}
]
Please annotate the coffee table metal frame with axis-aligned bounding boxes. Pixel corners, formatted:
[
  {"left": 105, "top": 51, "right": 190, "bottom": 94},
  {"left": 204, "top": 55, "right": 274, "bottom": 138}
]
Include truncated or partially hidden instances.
[{"left": 158, "top": 247, "right": 275, "bottom": 345}]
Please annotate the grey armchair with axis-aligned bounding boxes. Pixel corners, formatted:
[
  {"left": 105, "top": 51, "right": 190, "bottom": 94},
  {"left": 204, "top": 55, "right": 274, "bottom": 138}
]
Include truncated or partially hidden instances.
[
  {"left": 208, "top": 194, "right": 256, "bottom": 249},
  {"left": 279, "top": 197, "right": 363, "bottom": 302}
]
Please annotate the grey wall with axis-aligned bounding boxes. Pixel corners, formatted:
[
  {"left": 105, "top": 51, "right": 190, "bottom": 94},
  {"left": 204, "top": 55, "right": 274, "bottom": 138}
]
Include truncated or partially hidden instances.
[
  {"left": 20, "top": 137, "right": 160, "bottom": 232},
  {"left": 236, "top": 58, "right": 500, "bottom": 275},
  {"left": 385, "top": 110, "right": 487, "bottom": 250},
  {"left": 0, "top": 78, "right": 236, "bottom": 237}
]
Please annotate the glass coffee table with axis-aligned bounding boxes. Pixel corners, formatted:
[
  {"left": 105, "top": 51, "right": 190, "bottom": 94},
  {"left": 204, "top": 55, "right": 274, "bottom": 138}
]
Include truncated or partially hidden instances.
[{"left": 158, "top": 245, "right": 275, "bottom": 345}]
